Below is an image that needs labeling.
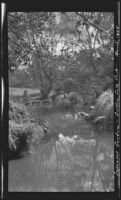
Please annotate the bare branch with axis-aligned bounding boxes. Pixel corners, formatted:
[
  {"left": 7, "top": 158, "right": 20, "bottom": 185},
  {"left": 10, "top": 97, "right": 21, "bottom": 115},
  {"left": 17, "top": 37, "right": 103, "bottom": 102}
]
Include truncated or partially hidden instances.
[{"left": 76, "top": 12, "right": 112, "bottom": 37}]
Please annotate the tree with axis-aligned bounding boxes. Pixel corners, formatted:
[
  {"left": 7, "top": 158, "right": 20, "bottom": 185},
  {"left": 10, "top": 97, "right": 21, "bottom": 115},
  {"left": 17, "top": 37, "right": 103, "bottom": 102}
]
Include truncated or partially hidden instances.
[
  {"left": 8, "top": 12, "right": 64, "bottom": 97},
  {"left": 8, "top": 12, "right": 114, "bottom": 99},
  {"left": 57, "top": 12, "right": 114, "bottom": 74},
  {"left": 54, "top": 12, "right": 114, "bottom": 95}
]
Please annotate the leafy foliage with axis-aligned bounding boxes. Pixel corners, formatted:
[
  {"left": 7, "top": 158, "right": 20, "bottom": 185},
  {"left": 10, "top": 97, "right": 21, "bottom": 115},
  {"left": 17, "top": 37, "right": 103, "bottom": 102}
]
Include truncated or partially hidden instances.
[
  {"left": 9, "top": 120, "right": 33, "bottom": 152},
  {"left": 9, "top": 101, "right": 45, "bottom": 158},
  {"left": 8, "top": 12, "right": 114, "bottom": 100}
]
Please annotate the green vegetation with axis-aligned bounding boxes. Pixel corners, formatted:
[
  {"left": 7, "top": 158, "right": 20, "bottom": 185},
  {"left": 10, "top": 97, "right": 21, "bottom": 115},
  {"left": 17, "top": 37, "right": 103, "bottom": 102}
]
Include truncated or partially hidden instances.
[
  {"left": 8, "top": 11, "right": 114, "bottom": 157},
  {"left": 9, "top": 101, "right": 44, "bottom": 159},
  {"left": 80, "top": 89, "right": 114, "bottom": 132},
  {"left": 8, "top": 12, "right": 115, "bottom": 193},
  {"left": 8, "top": 12, "right": 113, "bottom": 99},
  {"left": 9, "top": 121, "right": 33, "bottom": 156}
]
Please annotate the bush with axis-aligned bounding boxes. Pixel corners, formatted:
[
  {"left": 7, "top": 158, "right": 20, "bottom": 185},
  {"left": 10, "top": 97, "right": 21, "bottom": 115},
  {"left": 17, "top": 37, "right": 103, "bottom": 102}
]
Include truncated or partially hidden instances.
[
  {"left": 9, "top": 120, "right": 34, "bottom": 157},
  {"left": 68, "top": 92, "right": 84, "bottom": 105},
  {"left": 9, "top": 101, "right": 29, "bottom": 123},
  {"left": 55, "top": 97, "right": 72, "bottom": 111},
  {"left": 55, "top": 92, "right": 84, "bottom": 111},
  {"left": 9, "top": 120, "right": 44, "bottom": 154},
  {"left": 8, "top": 100, "right": 45, "bottom": 159}
]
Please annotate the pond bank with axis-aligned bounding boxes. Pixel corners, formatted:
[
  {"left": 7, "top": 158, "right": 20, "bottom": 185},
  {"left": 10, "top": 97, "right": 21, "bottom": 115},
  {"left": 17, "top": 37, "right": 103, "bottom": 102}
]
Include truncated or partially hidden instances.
[
  {"left": 9, "top": 123, "right": 114, "bottom": 192},
  {"left": 9, "top": 104, "right": 114, "bottom": 192}
]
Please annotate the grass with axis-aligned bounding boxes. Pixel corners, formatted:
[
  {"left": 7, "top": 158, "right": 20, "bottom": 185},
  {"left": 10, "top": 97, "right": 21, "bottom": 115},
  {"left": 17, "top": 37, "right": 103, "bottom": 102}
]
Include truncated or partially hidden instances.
[
  {"left": 9, "top": 87, "right": 41, "bottom": 104},
  {"left": 9, "top": 87, "right": 40, "bottom": 96}
]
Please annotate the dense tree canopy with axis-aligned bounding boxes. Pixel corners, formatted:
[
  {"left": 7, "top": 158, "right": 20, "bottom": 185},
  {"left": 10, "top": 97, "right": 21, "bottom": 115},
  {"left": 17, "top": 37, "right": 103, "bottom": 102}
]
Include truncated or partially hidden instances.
[{"left": 8, "top": 12, "right": 114, "bottom": 97}]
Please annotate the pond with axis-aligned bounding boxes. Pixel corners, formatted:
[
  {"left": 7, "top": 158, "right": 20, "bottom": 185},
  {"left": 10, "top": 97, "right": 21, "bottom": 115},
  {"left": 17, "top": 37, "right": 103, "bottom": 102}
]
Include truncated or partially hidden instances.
[{"left": 8, "top": 107, "right": 114, "bottom": 192}]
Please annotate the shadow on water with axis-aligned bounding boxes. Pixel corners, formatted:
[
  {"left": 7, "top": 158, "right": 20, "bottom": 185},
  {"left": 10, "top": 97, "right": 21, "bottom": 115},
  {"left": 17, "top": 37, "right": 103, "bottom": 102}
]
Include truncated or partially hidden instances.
[{"left": 9, "top": 108, "right": 114, "bottom": 192}]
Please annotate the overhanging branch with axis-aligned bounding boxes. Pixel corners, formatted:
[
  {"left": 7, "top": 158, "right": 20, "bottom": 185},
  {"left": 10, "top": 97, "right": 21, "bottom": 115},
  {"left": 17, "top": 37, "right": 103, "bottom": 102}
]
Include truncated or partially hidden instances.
[{"left": 75, "top": 12, "right": 113, "bottom": 37}]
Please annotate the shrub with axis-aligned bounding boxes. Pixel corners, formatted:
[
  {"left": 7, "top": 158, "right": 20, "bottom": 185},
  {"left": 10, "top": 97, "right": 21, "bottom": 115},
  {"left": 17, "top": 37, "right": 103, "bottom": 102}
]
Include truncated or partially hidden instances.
[
  {"left": 8, "top": 101, "right": 45, "bottom": 158},
  {"left": 55, "top": 97, "right": 72, "bottom": 111},
  {"left": 9, "top": 120, "right": 45, "bottom": 158},
  {"left": 68, "top": 92, "right": 84, "bottom": 105},
  {"left": 9, "top": 101, "right": 29, "bottom": 123},
  {"left": 9, "top": 120, "right": 34, "bottom": 156}
]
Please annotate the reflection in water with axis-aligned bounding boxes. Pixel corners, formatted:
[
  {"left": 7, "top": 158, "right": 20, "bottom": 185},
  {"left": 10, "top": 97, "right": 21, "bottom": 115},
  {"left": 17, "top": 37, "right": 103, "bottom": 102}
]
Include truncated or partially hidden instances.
[{"left": 9, "top": 131, "right": 114, "bottom": 192}]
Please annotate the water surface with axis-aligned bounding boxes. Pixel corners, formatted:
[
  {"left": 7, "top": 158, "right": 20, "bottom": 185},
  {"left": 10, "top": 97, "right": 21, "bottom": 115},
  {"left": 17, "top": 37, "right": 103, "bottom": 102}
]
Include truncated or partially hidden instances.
[{"left": 9, "top": 109, "right": 114, "bottom": 192}]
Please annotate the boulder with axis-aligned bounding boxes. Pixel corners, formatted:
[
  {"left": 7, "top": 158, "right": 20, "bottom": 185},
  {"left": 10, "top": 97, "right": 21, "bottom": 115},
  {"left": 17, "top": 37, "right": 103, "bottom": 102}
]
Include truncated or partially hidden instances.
[
  {"left": 80, "top": 89, "right": 114, "bottom": 131},
  {"left": 94, "top": 89, "right": 113, "bottom": 118}
]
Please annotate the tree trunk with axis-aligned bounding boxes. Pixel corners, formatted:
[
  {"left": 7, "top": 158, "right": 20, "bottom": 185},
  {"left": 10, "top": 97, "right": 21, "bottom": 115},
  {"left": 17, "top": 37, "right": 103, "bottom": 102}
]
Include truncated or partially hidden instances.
[{"left": 89, "top": 53, "right": 98, "bottom": 74}]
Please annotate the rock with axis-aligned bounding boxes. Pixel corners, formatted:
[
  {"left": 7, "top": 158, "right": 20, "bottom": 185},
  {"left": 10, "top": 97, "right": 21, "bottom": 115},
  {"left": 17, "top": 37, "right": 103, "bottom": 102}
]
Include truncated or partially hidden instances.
[
  {"left": 80, "top": 89, "right": 113, "bottom": 131},
  {"left": 80, "top": 112, "right": 90, "bottom": 118},
  {"left": 95, "top": 89, "right": 113, "bottom": 116},
  {"left": 90, "top": 105, "right": 95, "bottom": 110}
]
